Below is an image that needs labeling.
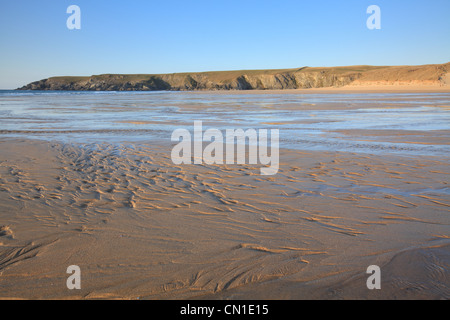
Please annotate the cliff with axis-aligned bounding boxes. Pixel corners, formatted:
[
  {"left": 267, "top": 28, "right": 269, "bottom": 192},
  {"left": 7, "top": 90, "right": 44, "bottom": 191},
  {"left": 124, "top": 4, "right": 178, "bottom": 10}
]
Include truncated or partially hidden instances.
[{"left": 17, "top": 63, "right": 450, "bottom": 91}]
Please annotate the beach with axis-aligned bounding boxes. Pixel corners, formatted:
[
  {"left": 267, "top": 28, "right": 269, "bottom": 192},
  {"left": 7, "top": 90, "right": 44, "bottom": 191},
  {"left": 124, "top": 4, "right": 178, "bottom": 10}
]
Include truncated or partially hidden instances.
[{"left": 0, "top": 89, "right": 449, "bottom": 299}]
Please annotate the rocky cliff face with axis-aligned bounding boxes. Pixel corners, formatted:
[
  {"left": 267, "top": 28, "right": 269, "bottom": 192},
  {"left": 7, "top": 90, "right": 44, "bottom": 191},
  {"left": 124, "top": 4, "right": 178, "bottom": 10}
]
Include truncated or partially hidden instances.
[
  {"left": 17, "top": 63, "right": 449, "bottom": 91},
  {"left": 17, "top": 71, "right": 361, "bottom": 91}
]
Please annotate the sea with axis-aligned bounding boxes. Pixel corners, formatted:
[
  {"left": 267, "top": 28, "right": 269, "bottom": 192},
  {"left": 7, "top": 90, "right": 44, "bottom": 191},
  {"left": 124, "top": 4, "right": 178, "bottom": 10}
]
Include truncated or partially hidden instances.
[{"left": 0, "top": 90, "right": 449, "bottom": 156}]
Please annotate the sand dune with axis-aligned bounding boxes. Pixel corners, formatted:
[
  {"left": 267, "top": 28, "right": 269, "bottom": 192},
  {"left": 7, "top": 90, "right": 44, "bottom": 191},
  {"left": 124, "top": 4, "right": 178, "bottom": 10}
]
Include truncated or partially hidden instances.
[{"left": 0, "top": 138, "right": 448, "bottom": 299}]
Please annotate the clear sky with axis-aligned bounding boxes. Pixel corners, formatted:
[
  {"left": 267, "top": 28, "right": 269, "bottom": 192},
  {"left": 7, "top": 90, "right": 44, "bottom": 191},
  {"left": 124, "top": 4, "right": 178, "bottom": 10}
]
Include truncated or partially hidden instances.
[{"left": 0, "top": 0, "right": 449, "bottom": 89}]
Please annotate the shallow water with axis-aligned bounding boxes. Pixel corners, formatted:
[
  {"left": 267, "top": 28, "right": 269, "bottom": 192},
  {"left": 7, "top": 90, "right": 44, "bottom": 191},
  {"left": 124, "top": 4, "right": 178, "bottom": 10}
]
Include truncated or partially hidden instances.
[{"left": 0, "top": 90, "right": 449, "bottom": 156}]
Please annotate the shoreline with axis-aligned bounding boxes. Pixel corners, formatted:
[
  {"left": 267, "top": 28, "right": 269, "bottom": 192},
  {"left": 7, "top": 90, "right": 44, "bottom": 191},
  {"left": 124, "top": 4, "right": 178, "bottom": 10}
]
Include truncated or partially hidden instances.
[
  {"left": 187, "top": 84, "right": 450, "bottom": 95},
  {"left": 8, "top": 84, "right": 450, "bottom": 95}
]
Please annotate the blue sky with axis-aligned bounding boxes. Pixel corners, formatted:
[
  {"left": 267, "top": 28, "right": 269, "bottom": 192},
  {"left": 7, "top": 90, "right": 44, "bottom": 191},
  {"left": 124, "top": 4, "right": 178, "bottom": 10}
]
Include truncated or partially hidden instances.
[{"left": 0, "top": 0, "right": 449, "bottom": 89}]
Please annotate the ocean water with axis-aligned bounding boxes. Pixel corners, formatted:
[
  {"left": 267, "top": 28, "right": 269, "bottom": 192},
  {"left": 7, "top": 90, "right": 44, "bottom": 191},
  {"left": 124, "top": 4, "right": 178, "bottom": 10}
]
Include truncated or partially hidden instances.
[{"left": 0, "top": 90, "right": 449, "bottom": 156}]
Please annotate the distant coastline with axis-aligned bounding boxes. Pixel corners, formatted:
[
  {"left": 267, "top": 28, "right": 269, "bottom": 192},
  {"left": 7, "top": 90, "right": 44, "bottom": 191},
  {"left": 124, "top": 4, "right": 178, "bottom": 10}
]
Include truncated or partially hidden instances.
[{"left": 17, "top": 63, "right": 450, "bottom": 92}]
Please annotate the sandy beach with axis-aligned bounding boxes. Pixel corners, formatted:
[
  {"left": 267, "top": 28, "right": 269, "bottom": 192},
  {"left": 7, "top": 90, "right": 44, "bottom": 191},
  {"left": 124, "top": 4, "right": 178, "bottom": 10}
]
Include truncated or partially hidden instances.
[
  {"left": 0, "top": 126, "right": 448, "bottom": 299},
  {"left": 197, "top": 83, "right": 450, "bottom": 95}
]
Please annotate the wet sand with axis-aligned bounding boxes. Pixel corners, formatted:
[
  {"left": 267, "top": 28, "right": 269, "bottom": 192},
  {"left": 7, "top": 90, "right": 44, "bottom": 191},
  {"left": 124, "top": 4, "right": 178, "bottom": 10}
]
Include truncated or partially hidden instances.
[{"left": 0, "top": 138, "right": 448, "bottom": 299}]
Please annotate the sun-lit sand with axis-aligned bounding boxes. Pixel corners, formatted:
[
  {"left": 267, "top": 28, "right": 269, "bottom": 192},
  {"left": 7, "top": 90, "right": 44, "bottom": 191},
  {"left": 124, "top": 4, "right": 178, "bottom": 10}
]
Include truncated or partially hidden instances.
[
  {"left": 199, "top": 82, "right": 450, "bottom": 95},
  {"left": 0, "top": 132, "right": 448, "bottom": 299}
]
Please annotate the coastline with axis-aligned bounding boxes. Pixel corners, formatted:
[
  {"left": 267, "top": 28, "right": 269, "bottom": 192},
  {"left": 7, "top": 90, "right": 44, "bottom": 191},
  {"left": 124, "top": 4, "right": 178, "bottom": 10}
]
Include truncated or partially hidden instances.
[
  {"left": 10, "top": 83, "right": 450, "bottom": 95},
  {"left": 16, "top": 63, "right": 450, "bottom": 93},
  {"left": 181, "top": 84, "right": 450, "bottom": 95}
]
